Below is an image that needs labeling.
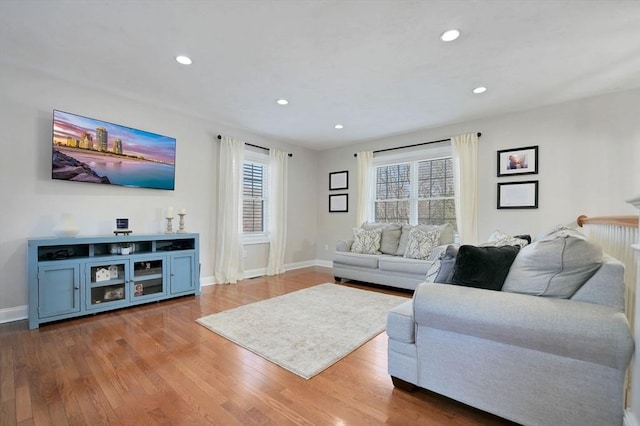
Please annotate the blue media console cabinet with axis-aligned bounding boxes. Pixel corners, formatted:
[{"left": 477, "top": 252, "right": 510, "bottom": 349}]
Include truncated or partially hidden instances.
[{"left": 28, "top": 233, "right": 200, "bottom": 329}]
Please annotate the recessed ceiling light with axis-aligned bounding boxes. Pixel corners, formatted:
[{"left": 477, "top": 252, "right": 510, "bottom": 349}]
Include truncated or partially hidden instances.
[
  {"left": 276, "top": 99, "right": 289, "bottom": 105},
  {"left": 176, "top": 55, "right": 192, "bottom": 65},
  {"left": 440, "top": 29, "right": 460, "bottom": 42},
  {"left": 473, "top": 86, "right": 487, "bottom": 94},
  {"left": 334, "top": 124, "right": 344, "bottom": 129}
]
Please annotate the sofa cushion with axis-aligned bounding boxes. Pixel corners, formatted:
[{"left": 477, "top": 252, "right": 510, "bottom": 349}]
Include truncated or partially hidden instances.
[
  {"left": 502, "top": 227, "right": 603, "bottom": 298},
  {"left": 404, "top": 228, "right": 440, "bottom": 260},
  {"left": 379, "top": 255, "right": 434, "bottom": 275},
  {"left": 450, "top": 245, "right": 520, "bottom": 291},
  {"left": 350, "top": 227, "right": 382, "bottom": 254},
  {"left": 333, "top": 251, "right": 379, "bottom": 268}
]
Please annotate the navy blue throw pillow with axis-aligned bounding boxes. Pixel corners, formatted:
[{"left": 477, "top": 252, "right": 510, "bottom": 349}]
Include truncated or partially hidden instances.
[{"left": 450, "top": 245, "right": 520, "bottom": 291}]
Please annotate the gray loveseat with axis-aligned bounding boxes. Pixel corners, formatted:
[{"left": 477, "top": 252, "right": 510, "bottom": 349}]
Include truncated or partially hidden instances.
[
  {"left": 386, "top": 228, "right": 634, "bottom": 426},
  {"left": 333, "top": 222, "right": 455, "bottom": 291}
]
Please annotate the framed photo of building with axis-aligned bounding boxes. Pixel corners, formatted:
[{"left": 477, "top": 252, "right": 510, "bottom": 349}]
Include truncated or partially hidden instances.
[{"left": 497, "top": 146, "right": 538, "bottom": 177}]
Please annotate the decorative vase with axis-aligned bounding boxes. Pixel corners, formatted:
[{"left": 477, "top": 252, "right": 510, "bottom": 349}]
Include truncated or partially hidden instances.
[{"left": 53, "top": 213, "right": 80, "bottom": 237}]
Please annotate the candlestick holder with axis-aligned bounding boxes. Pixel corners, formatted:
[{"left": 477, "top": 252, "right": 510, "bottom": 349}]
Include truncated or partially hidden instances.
[
  {"left": 164, "top": 217, "right": 175, "bottom": 234},
  {"left": 177, "top": 213, "right": 187, "bottom": 233}
]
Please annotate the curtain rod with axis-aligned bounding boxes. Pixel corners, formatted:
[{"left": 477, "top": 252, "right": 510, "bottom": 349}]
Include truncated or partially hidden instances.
[
  {"left": 353, "top": 132, "right": 481, "bottom": 157},
  {"left": 217, "top": 134, "right": 293, "bottom": 157}
]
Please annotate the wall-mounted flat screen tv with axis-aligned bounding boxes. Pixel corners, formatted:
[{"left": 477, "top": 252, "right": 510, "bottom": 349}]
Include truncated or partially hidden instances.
[{"left": 52, "top": 110, "right": 176, "bottom": 190}]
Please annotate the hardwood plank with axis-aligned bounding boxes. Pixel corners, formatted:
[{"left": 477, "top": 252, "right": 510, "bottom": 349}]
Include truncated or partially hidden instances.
[{"left": 1, "top": 266, "right": 515, "bottom": 425}]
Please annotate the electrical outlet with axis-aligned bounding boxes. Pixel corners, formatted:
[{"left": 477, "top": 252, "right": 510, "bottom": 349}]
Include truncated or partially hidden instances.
[{"left": 324, "top": 244, "right": 329, "bottom": 251}]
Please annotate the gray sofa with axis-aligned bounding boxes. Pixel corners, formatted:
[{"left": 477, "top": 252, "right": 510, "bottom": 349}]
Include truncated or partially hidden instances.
[
  {"left": 333, "top": 223, "right": 455, "bottom": 291},
  {"left": 387, "top": 228, "right": 634, "bottom": 426}
]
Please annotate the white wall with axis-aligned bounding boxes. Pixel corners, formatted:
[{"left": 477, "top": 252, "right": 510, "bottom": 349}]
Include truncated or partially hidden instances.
[
  {"left": 0, "top": 63, "right": 319, "bottom": 314},
  {"left": 316, "top": 89, "right": 640, "bottom": 260},
  {"left": 2, "top": 60, "right": 638, "bottom": 316}
]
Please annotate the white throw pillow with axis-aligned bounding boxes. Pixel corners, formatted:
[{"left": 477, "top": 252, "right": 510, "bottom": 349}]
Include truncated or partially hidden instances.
[
  {"left": 481, "top": 230, "right": 529, "bottom": 248},
  {"left": 350, "top": 228, "right": 382, "bottom": 254},
  {"left": 403, "top": 228, "right": 440, "bottom": 260}
]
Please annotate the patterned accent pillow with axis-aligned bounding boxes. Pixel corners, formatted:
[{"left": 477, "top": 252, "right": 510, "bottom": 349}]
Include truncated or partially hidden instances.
[
  {"left": 350, "top": 228, "right": 382, "bottom": 254},
  {"left": 481, "top": 230, "right": 529, "bottom": 248},
  {"left": 403, "top": 228, "right": 440, "bottom": 260},
  {"left": 425, "top": 260, "right": 441, "bottom": 282}
]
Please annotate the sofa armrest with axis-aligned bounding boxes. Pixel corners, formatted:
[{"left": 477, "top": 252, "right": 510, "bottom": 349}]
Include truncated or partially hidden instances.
[
  {"left": 413, "top": 283, "right": 634, "bottom": 369},
  {"left": 336, "top": 239, "right": 353, "bottom": 252}
]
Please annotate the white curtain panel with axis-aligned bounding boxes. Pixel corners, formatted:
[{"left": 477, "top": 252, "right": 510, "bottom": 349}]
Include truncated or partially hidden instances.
[
  {"left": 214, "top": 136, "right": 244, "bottom": 284},
  {"left": 451, "top": 133, "right": 479, "bottom": 244},
  {"left": 266, "top": 149, "right": 289, "bottom": 275},
  {"left": 356, "top": 151, "right": 374, "bottom": 226}
]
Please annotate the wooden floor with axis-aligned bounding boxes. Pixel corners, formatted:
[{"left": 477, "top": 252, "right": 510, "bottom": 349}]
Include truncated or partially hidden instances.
[{"left": 0, "top": 267, "right": 516, "bottom": 425}]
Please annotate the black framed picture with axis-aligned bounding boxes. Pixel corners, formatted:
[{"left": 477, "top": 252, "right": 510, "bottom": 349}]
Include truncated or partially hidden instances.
[
  {"left": 329, "top": 171, "right": 348, "bottom": 190},
  {"left": 497, "top": 181, "right": 539, "bottom": 209},
  {"left": 497, "top": 146, "right": 538, "bottom": 177},
  {"left": 329, "top": 194, "right": 348, "bottom": 212}
]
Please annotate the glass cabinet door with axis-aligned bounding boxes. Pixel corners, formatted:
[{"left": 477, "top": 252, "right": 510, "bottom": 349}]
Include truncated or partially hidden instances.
[
  {"left": 131, "top": 258, "right": 166, "bottom": 300},
  {"left": 87, "top": 262, "right": 127, "bottom": 309}
]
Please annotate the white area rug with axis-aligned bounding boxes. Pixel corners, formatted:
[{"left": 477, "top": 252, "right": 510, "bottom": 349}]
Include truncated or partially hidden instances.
[{"left": 196, "top": 283, "right": 408, "bottom": 379}]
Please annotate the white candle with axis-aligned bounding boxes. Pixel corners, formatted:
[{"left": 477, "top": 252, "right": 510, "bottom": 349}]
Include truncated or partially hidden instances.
[
  {"left": 167, "top": 206, "right": 174, "bottom": 218},
  {"left": 179, "top": 208, "right": 186, "bottom": 215}
]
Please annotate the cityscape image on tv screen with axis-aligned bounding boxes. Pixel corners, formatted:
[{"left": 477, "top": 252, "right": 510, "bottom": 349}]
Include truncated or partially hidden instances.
[{"left": 52, "top": 110, "right": 176, "bottom": 190}]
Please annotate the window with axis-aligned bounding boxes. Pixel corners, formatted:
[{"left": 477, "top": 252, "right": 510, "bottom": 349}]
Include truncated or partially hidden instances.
[
  {"left": 243, "top": 161, "right": 265, "bottom": 233},
  {"left": 374, "top": 156, "right": 456, "bottom": 228},
  {"left": 242, "top": 150, "right": 269, "bottom": 241}
]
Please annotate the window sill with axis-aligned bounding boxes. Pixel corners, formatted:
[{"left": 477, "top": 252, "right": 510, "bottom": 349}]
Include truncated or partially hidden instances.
[{"left": 242, "top": 235, "right": 270, "bottom": 245}]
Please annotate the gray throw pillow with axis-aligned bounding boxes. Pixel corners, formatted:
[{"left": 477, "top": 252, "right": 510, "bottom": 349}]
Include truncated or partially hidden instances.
[
  {"left": 397, "top": 223, "right": 456, "bottom": 255},
  {"left": 396, "top": 225, "right": 414, "bottom": 256},
  {"left": 362, "top": 222, "right": 402, "bottom": 254},
  {"left": 380, "top": 226, "right": 402, "bottom": 254},
  {"left": 502, "top": 227, "right": 603, "bottom": 298},
  {"left": 434, "top": 244, "right": 459, "bottom": 283},
  {"left": 417, "top": 223, "right": 455, "bottom": 245}
]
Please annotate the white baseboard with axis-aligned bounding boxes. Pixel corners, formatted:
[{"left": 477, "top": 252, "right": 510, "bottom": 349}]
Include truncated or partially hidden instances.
[
  {"left": 200, "top": 275, "right": 216, "bottom": 287},
  {"left": 0, "top": 305, "right": 28, "bottom": 324},
  {"left": 625, "top": 409, "right": 639, "bottom": 426},
  {"left": 314, "top": 259, "right": 333, "bottom": 269},
  {"left": 2, "top": 260, "right": 334, "bottom": 321},
  {"left": 286, "top": 259, "right": 331, "bottom": 271},
  {"left": 200, "top": 259, "right": 333, "bottom": 287}
]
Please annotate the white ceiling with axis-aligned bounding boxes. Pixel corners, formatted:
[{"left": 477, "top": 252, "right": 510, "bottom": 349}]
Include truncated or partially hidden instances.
[{"left": 1, "top": 0, "right": 639, "bottom": 150}]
